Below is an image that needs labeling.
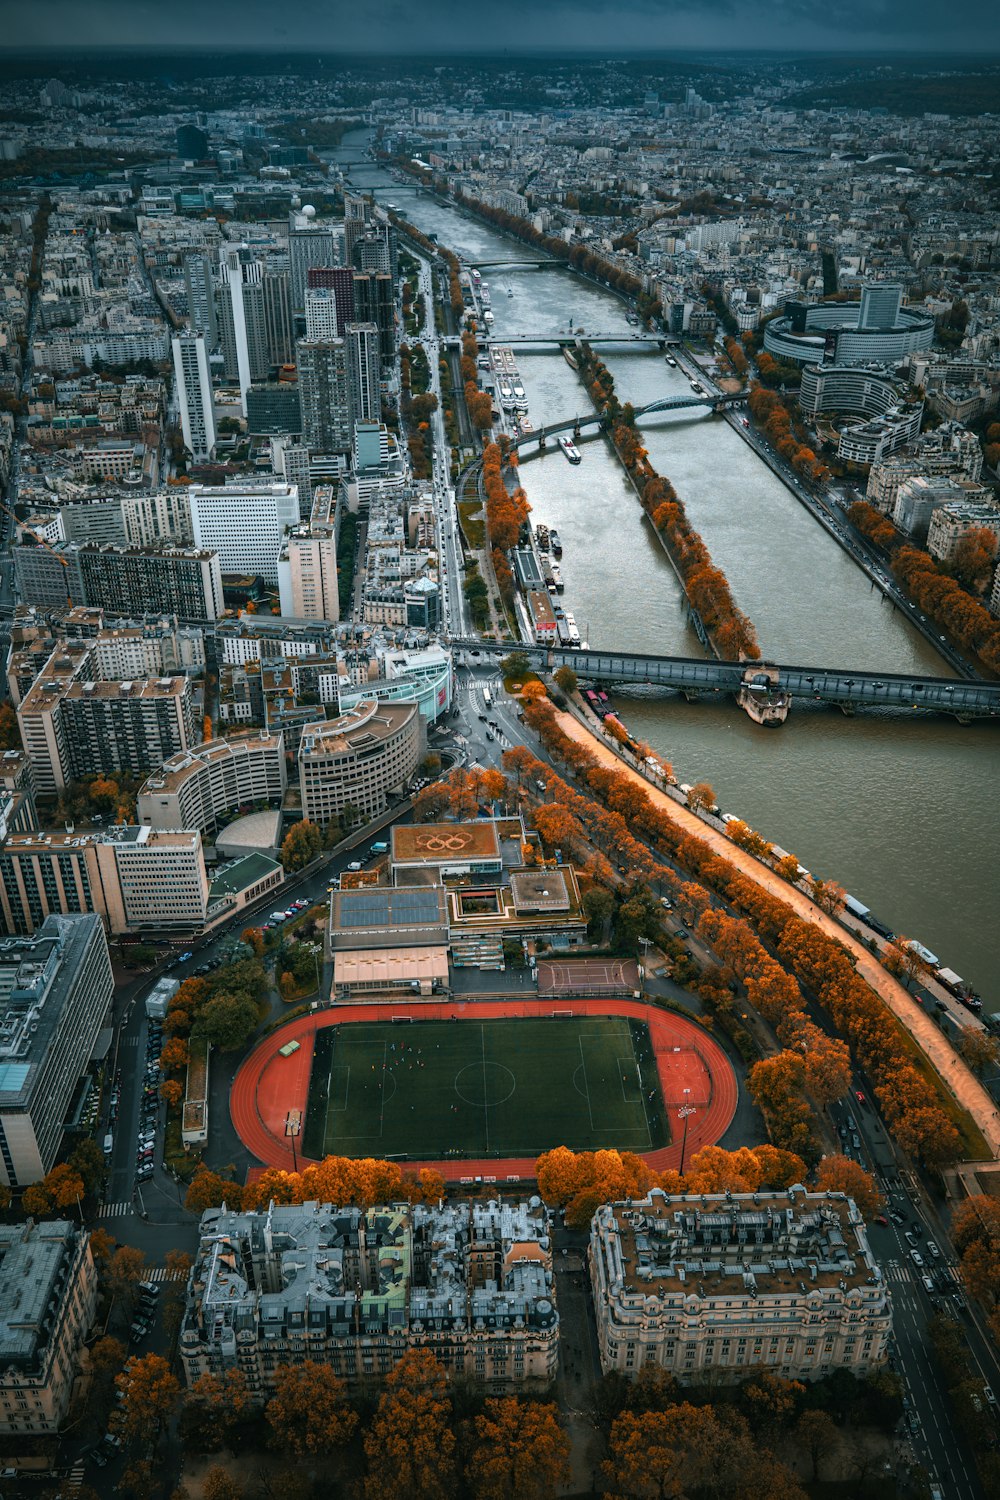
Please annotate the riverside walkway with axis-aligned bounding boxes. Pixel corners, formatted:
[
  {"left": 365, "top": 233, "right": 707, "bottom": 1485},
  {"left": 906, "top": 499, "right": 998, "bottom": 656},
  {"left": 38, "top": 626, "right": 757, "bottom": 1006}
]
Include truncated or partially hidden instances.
[{"left": 553, "top": 706, "right": 1000, "bottom": 1160}]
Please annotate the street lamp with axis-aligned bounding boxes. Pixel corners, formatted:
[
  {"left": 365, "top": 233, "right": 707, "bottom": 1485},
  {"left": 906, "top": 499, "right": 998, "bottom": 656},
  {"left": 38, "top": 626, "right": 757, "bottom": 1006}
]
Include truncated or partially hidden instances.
[
  {"left": 677, "top": 1089, "right": 695, "bottom": 1175},
  {"left": 285, "top": 1111, "right": 301, "bottom": 1174}
]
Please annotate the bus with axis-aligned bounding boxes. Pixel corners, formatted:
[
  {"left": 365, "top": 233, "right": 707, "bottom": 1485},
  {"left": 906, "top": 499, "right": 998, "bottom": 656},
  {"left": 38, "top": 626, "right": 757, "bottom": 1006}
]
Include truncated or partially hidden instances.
[{"left": 482, "top": 686, "right": 492, "bottom": 707}]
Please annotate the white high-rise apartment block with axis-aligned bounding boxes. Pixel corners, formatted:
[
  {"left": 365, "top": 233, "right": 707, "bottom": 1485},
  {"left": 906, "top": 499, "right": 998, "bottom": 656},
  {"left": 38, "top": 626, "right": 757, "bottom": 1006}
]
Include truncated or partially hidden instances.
[
  {"left": 189, "top": 480, "right": 299, "bottom": 582},
  {"left": 277, "top": 530, "right": 339, "bottom": 622},
  {"left": 172, "top": 333, "right": 216, "bottom": 461},
  {"left": 219, "top": 248, "right": 268, "bottom": 415},
  {"left": 304, "top": 288, "right": 341, "bottom": 341}
]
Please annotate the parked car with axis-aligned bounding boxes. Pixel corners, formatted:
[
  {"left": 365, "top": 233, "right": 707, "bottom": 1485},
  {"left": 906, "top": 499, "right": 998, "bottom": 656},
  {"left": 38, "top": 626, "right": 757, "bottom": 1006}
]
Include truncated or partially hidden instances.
[{"left": 926, "top": 1241, "right": 940, "bottom": 1259}]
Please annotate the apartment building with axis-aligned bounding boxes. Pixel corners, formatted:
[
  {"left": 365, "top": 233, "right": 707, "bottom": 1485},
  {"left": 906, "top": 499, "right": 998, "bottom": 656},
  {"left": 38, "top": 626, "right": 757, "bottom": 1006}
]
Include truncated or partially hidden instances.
[
  {"left": 297, "top": 699, "right": 421, "bottom": 826},
  {"left": 0, "top": 825, "right": 211, "bottom": 935},
  {"left": 75, "top": 544, "right": 224, "bottom": 622},
  {"left": 0, "top": 1220, "right": 98, "bottom": 1435},
  {"left": 0, "top": 915, "right": 113, "bottom": 1187},
  {"left": 17, "top": 660, "right": 196, "bottom": 793},
  {"left": 590, "top": 1188, "right": 891, "bottom": 1384},
  {"left": 137, "top": 731, "right": 286, "bottom": 835},
  {"left": 180, "top": 1199, "right": 559, "bottom": 1394}
]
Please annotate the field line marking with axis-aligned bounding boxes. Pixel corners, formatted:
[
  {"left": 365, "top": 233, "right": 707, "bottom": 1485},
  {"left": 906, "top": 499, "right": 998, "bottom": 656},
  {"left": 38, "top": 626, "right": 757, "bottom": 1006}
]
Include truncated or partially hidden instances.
[
  {"left": 626, "top": 1024, "right": 652, "bottom": 1149},
  {"left": 578, "top": 1034, "right": 596, "bottom": 1133},
  {"left": 481, "top": 1023, "right": 490, "bottom": 1154},
  {"left": 377, "top": 1041, "right": 388, "bottom": 1138}
]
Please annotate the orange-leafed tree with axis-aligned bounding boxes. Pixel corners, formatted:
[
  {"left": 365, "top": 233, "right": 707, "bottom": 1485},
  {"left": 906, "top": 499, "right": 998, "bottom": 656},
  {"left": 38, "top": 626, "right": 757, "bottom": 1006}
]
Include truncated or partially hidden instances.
[
  {"left": 159, "top": 1036, "right": 189, "bottom": 1073},
  {"left": 466, "top": 1398, "right": 570, "bottom": 1500},
  {"left": 113, "top": 1353, "right": 180, "bottom": 1445},
  {"left": 265, "top": 1360, "right": 358, "bottom": 1456},
  {"left": 159, "top": 1078, "right": 183, "bottom": 1108},
  {"left": 815, "top": 1152, "right": 881, "bottom": 1212},
  {"left": 185, "top": 1167, "right": 242, "bottom": 1216},
  {"left": 686, "top": 780, "right": 715, "bottom": 812},
  {"left": 363, "top": 1350, "right": 455, "bottom": 1500}
]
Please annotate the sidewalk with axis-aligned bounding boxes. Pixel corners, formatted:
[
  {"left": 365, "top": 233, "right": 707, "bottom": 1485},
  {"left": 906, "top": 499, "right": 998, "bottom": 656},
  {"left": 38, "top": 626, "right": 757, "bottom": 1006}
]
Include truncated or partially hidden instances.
[{"left": 553, "top": 707, "right": 1000, "bottom": 1160}]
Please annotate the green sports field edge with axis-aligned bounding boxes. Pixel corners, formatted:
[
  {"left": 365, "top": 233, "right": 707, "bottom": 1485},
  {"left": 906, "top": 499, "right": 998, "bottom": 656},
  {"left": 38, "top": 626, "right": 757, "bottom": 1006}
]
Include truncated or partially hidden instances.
[{"left": 302, "top": 1015, "right": 671, "bottom": 1162}]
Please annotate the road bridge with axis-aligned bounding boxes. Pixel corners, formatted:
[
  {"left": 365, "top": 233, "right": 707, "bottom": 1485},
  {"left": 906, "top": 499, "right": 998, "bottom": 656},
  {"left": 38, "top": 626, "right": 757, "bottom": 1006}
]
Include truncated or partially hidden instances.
[
  {"left": 451, "top": 640, "right": 1000, "bottom": 723},
  {"left": 510, "top": 390, "right": 746, "bottom": 452},
  {"left": 470, "top": 259, "right": 564, "bottom": 271}
]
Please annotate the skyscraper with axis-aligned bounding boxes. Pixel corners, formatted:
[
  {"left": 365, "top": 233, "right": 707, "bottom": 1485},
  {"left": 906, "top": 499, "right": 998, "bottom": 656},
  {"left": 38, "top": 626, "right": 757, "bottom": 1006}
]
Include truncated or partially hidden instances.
[
  {"left": 263, "top": 265, "right": 294, "bottom": 366},
  {"left": 307, "top": 266, "right": 355, "bottom": 336},
  {"left": 304, "top": 288, "right": 342, "bottom": 341},
  {"left": 288, "top": 207, "right": 338, "bottom": 315},
  {"left": 172, "top": 332, "right": 216, "bottom": 461},
  {"left": 346, "top": 322, "right": 381, "bottom": 426},
  {"left": 296, "top": 338, "right": 351, "bottom": 452},
  {"left": 218, "top": 248, "right": 269, "bottom": 413},
  {"left": 353, "top": 271, "right": 396, "bottom": 366},
  {"left": 184, "top": 252, "right": 217, "bottom": 345}
]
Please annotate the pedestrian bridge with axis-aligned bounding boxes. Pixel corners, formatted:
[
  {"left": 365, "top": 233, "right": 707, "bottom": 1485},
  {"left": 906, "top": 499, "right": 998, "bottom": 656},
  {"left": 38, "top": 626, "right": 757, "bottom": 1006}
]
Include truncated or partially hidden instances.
[
  {"left": 511, "top": 391, "right": 746, "bottom": 452},
  {"left": 451, "top": 641, "right": 1000, "bottom": 723}
]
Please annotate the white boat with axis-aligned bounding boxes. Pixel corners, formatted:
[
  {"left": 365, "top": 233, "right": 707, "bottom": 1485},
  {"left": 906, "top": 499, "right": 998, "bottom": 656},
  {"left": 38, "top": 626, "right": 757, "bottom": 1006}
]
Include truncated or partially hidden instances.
[{"left": 558, "top": 436, "right": 581, "bottom": 464}]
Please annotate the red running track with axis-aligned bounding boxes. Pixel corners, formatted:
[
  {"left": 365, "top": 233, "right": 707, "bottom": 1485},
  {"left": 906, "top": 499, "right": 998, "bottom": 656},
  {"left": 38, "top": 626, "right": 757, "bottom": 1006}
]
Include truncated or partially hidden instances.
[{"left": 230, "top": 998, "right": 739, "bottom": 1183}]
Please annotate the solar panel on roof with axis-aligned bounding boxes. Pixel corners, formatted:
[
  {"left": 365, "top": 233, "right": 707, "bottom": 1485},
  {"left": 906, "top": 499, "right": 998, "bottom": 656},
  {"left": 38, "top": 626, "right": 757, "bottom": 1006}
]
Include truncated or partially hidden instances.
[{"left": 337, "top": 888, "right": 441, "bottom": 928}]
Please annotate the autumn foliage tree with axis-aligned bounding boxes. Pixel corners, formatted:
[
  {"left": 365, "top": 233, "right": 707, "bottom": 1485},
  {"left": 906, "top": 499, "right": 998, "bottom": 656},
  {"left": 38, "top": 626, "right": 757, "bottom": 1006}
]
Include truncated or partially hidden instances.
[
  {"left": 815, "top": 1155, "right": 882, "bottom": 1219},
  {"left": 266, "top": 1361, "right": 358, "bottom": 1457},
  {"left": 466, "top": 1398, "right": 570, "bottom": 1500},
  {"left": 113, "top": 1354, "right": 180, "bottom": 1446},
  {"left": 363, "top": 1350, "right": 455, "bottom": 1500}
]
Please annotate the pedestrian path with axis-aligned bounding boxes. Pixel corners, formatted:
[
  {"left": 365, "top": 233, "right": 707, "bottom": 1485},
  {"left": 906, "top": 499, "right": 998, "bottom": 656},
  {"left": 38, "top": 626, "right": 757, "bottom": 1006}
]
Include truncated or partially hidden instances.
[{"left": 96, "top": 1201, "right": 132, "bottom": 1220}]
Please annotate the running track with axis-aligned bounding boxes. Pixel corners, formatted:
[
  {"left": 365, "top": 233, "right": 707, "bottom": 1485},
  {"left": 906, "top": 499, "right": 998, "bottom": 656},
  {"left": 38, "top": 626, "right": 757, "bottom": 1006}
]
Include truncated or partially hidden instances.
[{"left": 230, "top": 999, "right": 739, "bottom": 1183}]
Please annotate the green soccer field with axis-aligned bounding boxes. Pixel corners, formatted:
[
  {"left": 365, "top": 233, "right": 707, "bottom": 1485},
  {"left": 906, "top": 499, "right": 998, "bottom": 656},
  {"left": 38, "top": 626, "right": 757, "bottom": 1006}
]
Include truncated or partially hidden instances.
[{"left": 301, "top": 1016, "right": 670, "bottom": 1162}]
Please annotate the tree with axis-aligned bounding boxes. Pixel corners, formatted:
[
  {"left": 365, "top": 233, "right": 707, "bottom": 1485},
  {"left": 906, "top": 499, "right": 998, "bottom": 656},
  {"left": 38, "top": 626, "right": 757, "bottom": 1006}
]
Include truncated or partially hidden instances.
[
  {"left": 0, "top": 702, "right": 21, "bottom": 751},
  {"left": 961, "top": 1029, "right": 1000, "bottom": 1077},
  {"left": 185, "top": 1167, "right": 242, "bottom": 1215},
  {"left": 113, "top": 1354, "right": 180, "bottom": 1445},
  {"left": 193, "top": 991, "right": 258, "bottom": 1052},
  {"left": 104, "top": 1246, "right": 146, "bottom": 1309},
  {"left": 466, "top": 1398, "right": 570, "bottom": 1500},
  {"left": 815, "top": 1154, "right": 882, "bottom": 1218},
  {"left": 686, "top": 781, "right": 715, "bottom": 812},
  {"left": 160, "top": 1078, "right": 184, "bottom": 1107},
  {"left": 501, "top": 650, "right": 529, "bottom": 678},
  {"left": 68, "top": 1138, "right": 105, "bottom": 1197},
  {"left": 553, "top": 665, "right": 578, "bottom": 695},
  {"left": 364, "top": 1350, "right": 455, "bottom": 1500},
  {"left": 795, "top": 1409, "right": 839, "bottom": 1481},
  {"left": 280, "top": 819, "right": 323, "bottom": 871},
  {"left": 265, "top": 1360, "right": 358, "bottom": 1457},
  {"left": 201, "top": 1470, "right": 243, "bottom": 1500},
  {"left": 582, "top": 885, "right": 614, "bottom": 939}
]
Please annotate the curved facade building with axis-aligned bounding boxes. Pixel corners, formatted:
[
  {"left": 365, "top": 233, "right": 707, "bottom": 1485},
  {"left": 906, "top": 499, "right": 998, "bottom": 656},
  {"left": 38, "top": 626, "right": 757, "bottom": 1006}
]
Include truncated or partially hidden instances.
[
  {"left": 298, "top": 698, "right": 421, "bottom": 826},
  {"left": 137, "top": 732, "right": 287, "bottom": 835},
  {"left": 764, "top": 286, "right": 934, "bottom": 368},
  {"left": 799, "top": 363, "right": 924, "bottom": 465}
]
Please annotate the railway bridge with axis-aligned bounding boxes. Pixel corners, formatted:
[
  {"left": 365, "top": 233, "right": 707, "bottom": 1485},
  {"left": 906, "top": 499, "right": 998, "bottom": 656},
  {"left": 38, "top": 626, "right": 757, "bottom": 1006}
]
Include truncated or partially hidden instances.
[{"left": 451, "top": 641, "right": 1000, "bottom": 724}]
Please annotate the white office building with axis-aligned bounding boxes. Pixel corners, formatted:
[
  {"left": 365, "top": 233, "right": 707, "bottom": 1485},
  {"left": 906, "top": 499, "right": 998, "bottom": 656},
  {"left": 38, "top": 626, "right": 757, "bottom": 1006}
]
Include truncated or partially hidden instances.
[
  {"left": 173, "top": 333, "right": 216, "bottom": 460},
  {"left": 304, "top": 288, "right": 342, "bottom": 341},
  {"left": 189, "top": 481, "right": 299, "bottom": 582}
]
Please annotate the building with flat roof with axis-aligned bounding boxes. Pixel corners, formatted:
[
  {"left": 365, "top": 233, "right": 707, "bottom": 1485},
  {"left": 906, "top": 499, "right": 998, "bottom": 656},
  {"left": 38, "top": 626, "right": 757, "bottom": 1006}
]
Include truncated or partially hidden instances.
[
  {"left": 137, "top": 731, "right": 286, "bottom": 836},
  {"left": 74, "top": 543, "right": 224, "bottom": 623},
  {"left": 764, "top": 287, "right": 934, "bottom": 368},
  {"left": 0, "top": 1220, "right": 98, "bottom": 1435},
  {"left": 180, "top": 1198, "right": 558, "bottom": 1394},
  {"left": 189, "top": 481, "right": 299, "bottom": 583},
  {"left": 590, "top": 1187, "right": 891, "bottom": 1384},
  {"left": 0, "top": 825, "right": 210, "bottom": 935},
  {"left": 391, "top": 819, "right": 502, "bottom": 882},
  {"left": 329, "top": 883, "right": 450, "bottom": 997},
  {"left": 298, "top": 699, "right": 421, "bottom": 826},
  {"left": 0, "top": 915, "right": 113, "bottom": 1187}
]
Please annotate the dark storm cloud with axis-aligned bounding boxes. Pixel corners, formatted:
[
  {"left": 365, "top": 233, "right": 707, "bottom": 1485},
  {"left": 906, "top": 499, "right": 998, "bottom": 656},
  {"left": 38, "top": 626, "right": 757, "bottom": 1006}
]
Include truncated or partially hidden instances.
[{"left": 4, "top": 0, "right": 997, "bottom": 50}]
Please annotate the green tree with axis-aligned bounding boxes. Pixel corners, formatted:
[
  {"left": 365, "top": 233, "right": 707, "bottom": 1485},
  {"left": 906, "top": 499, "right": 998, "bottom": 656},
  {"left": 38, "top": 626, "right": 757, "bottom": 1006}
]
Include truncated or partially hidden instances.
[
  {"left": 192, "top": 991, "right": 258, "bottom": 1052},
  {"left": 553, "top": 665, "right": 578, "bottom": 695},
  {"left": 501, "top": 650, "right": 530, "bottom": 678},
  {"left": 280, "top": 819, "right": 323, "bottom": 871},
  {"left": 582, "top": 886, "right": 614, "bottom": 939}
]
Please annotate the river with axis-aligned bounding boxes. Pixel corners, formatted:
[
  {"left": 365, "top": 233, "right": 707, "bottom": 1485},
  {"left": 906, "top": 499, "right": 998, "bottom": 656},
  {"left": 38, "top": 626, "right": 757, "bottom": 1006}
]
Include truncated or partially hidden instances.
[{"left": 336, "top": 133, "right": 1000, "bottom": 1006}]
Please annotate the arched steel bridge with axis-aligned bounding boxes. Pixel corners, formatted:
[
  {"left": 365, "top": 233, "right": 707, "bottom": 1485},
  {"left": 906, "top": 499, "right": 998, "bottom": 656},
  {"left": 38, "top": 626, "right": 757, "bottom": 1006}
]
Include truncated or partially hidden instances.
[
  {"left": 451, "top": 641, "right": 1000, "bottom": 723},
  {"left": 510, "top": 391, "right": 746, "bottom": 452}
]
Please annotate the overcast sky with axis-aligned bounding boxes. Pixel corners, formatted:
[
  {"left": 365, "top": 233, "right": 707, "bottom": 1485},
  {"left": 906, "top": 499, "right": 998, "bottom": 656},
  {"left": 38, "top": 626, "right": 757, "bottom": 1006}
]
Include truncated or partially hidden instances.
[{"left": 3, "top": 0, "right": 997, "bottom": 54}]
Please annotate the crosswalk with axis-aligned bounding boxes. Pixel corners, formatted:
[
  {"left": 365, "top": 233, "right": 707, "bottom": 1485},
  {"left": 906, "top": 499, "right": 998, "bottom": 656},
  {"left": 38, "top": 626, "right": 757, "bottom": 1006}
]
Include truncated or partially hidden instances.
[
  {"left": 96, "top": 1200, "right": 133, "bottom": 1220},
  {"left": 144, "top": 1265, "right": 186, "bottom": 1282},
  {"left": 63, "top": 1464, "right": 86, "bottom": 1493},
  {"left": 884, "top": 1261, "right": 912, "bottom": 1284}
]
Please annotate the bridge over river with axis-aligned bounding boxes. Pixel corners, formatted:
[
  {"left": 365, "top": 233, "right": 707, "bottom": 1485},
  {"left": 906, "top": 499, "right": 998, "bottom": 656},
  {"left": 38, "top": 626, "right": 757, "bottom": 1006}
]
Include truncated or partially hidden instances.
[
  {"left": 451, "top": 641, "right": 1000, "bottom": 724},
  {"left": 508, "top": 390, "right": 746, "bottom": 452}
]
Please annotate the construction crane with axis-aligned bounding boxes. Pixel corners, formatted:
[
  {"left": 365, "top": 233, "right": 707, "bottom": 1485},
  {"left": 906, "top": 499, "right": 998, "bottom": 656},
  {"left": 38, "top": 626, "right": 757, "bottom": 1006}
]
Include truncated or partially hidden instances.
[{"left": 0, "top": 498, "right": 73, "bottom": 608}]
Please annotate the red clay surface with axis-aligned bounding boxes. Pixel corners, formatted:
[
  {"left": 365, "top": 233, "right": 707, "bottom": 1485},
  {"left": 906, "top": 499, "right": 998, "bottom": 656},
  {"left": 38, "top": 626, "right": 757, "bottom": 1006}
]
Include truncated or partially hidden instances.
[{"left": 231, "top": 998, "right": 738, "bottom": 1183}]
